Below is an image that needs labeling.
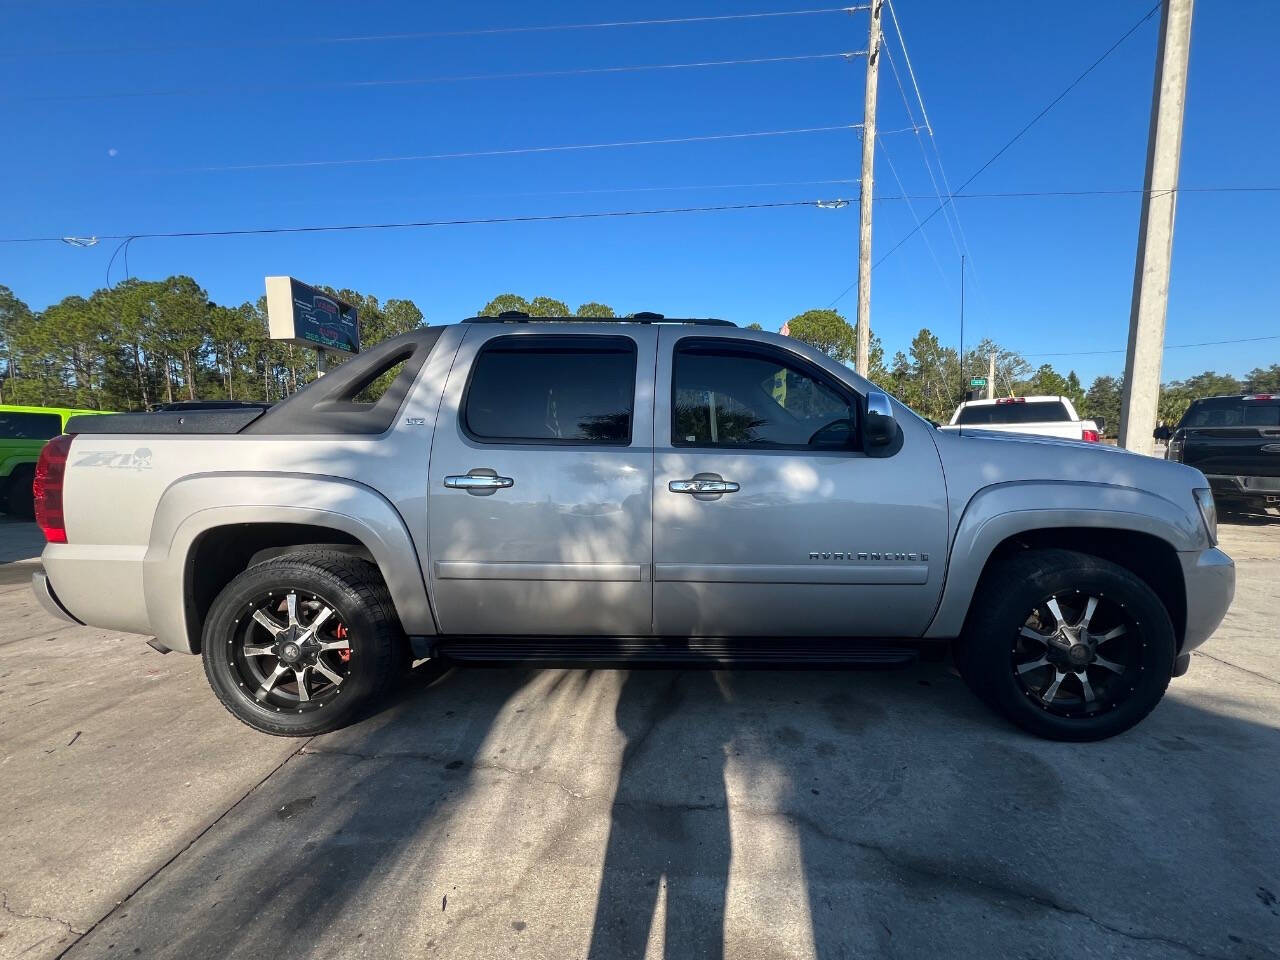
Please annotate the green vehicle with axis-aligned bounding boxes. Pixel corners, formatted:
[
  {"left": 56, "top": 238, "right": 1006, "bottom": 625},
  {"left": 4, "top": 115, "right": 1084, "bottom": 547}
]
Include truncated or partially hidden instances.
[{"left": 0, "top": 404, "right": 111, "bottom": 518}]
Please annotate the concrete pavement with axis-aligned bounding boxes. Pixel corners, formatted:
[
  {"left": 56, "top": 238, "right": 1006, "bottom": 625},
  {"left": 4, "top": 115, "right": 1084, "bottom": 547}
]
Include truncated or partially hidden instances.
[{"left": 1, "top": 517, "right": 1277, "bottom": 959}]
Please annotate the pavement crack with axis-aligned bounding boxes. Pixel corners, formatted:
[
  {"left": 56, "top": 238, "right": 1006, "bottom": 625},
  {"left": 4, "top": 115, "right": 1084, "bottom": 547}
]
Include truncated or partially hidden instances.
[
  {"left": 49, "top": 737, "right": 313, "bottom": 959},
  {"left": 1194, "top": 650, "right": 1279, "bottom": 687},
  {"left": 777, "top": 811, "right": 1241, "bottom": 960},
  {"left": 0, "top": 890, "right": 85, "bottom": 936}
]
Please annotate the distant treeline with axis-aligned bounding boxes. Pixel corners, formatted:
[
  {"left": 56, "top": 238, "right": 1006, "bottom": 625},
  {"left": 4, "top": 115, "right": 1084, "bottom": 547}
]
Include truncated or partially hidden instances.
[{"left": 0, "top": 283, "right": 1274, "bottom": 428}]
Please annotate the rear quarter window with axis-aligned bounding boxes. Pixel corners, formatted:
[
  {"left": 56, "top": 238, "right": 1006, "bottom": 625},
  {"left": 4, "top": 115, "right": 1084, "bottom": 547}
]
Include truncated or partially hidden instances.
[
  {"left": 463, "top": 335, "right": 637, "bottom": 444},
  {"left": 0, "top": 412, "right": 63, "bottom": 440},
  {"left": 957, "top": 401, "right": 1071, "bottom": 426}
]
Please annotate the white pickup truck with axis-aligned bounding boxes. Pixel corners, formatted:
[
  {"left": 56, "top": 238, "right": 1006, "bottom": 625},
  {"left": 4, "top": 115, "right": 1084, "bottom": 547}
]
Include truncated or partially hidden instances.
[{"left": 942, "top": 396, "right": 1102, "bottom": 442}]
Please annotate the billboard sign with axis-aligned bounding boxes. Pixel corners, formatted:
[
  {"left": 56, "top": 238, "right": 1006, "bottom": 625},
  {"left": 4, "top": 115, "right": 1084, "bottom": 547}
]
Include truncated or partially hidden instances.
[{"left": 265, "top": 276, "right": 360, "bottom": 354}]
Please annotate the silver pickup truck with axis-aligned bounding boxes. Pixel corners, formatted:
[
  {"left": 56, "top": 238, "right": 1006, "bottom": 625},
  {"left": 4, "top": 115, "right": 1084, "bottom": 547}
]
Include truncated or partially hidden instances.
[{"left": 30, "top": 316, "right": 1234, "bottom": 741}]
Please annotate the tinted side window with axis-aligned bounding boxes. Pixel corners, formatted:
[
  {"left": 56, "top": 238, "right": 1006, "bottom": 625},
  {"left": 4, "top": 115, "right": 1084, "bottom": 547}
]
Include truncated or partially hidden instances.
[
  {"left": 464, "top": 336, "right": 637, "bottom": 444},
  {"left": 672, "top": 343, "right": 855, "bottom": 449},
  {"left": 1183, "top": 399, "right": 1280, "bottom": 428},
  {"left": 958, "top": 401, "right": 1071, "bottom": 425},
  {"left": 0, "top": 412, "right": 62, "bottom": 440}
]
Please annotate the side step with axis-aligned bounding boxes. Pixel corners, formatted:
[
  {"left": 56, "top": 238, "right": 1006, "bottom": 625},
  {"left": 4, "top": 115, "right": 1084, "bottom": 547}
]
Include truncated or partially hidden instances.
[{"left": 430, "top": 637, "right": 919, "bottom": 668}]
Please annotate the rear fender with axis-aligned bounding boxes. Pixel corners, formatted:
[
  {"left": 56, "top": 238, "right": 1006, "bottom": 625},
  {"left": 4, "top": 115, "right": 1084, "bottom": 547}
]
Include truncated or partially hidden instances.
[
  {"left": 925, "top": 481, "right": 1203, "bottom": 638},
  {"left": 144, "top": 472, "right": 434, "bottom": 653}
]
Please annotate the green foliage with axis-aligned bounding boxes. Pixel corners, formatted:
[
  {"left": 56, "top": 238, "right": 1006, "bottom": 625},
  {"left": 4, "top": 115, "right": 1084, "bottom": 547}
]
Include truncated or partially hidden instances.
[
  {"left": 1243, "top": 364, "right": 1280, "bottom": 393},
  {"left": 785, "top": 309, "right": 855, "bottom": 364},
  {"left": 527, "top": 296, "right": 571, "bottom": 317},
  {"left": 479, "top": 293, "right": 529, "bottom": 316},
  {"left": 0, "top": 277, "right": 425, "bottom": 411},
  {"left": 744, "top": 322, "right": 764, "bottom": 331},
  {"left": 0, "top": 279, "right": 1263, "bottom": 432},
  {"left": 1082, "top": 375, "right": 1123, "bottom": 435}
]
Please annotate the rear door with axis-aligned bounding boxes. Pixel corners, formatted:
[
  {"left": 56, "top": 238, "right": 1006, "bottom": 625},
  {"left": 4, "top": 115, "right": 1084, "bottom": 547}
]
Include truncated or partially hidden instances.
[
  {"left": 651, "top": 329, "right": 949, "bottom": 638},
  {"left": 427, "top": 324, "right": 655, "bottom": 636}
]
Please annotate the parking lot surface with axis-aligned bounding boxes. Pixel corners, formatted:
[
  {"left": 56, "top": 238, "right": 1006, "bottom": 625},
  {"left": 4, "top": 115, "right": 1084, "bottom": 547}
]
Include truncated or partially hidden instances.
[{"left": 1, "top": 516, "right": 1277, "bottom": 960}]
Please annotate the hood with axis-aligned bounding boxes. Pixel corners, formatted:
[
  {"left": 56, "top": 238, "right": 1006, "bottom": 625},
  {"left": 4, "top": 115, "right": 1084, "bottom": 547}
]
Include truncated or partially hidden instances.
[{"left": 930, "top": 426, "right": 1208, "bottom": 505}]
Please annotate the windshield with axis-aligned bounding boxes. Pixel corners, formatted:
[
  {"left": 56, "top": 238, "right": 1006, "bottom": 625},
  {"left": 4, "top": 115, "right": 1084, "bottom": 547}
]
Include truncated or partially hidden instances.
[
  {"left": 956, "top": 400, "right": 1071, "bottom": 425},
  {"left": 1179, "top": 397, "right": 1280, "bottom": 428}
]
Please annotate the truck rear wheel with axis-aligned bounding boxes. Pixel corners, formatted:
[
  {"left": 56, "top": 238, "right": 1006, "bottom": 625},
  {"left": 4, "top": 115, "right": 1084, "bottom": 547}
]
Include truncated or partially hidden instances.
[
  {"left": 201, "top": 551, "right": 403, "bottom": 736},
  {"left": 3, "top": 465, "right": 35, "bottom": 519},
  {"left": 955, "top": 548, "right": 1176, "bottom": 742}
]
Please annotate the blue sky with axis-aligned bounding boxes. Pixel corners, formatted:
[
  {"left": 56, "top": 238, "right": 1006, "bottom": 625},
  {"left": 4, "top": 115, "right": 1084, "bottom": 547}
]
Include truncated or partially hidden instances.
[{"left": 2, "top": 0, "right": 1277, "bottom": 384}]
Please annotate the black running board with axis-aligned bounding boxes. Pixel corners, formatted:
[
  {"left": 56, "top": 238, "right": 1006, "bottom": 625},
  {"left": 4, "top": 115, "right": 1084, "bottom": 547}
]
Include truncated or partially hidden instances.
[{"left": 428, "top": 637, "right": 920, "bottom": 668}]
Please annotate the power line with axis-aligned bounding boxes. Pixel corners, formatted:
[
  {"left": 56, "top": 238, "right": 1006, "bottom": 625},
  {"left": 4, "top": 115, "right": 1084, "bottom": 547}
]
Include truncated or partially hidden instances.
[
  {"left": 8, "top": 184, "right": 1276, "bottom": 245},
  {"left": 179, "top": 124, "right": 863, "bottom": 174},
  {"left": 11, "top": 51, "right": 863, "bottom": 102},
  {"left": 830, "top": 0, "right": 1164, "bottom": 305},
  {"left": 10, "top": 7, "right": 870, "bottom": 58},
  {"left": 883, "top": 1, "right": 981, "bottom": 296},
  {"left": 0, "top": 198, "right": 852, "bottom": 245},
  {"left": 1023, "top": 334, "right": 1280, "bottom": 358},
  {"left": 876, "top": 137, "right": 951, "bottom": 290}
]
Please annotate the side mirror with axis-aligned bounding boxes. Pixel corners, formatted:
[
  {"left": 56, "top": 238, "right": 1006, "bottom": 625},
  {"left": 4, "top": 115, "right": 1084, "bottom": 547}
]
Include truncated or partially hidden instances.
[
  {"left": 1153, "top": 425, "right": 1171, "bottom": 441},
  {"left": 862, "top": 390, "right": 900, "bottom": 454},
  {"left": 1094, "top": 416, "right": 1107, "bottom": 435}
]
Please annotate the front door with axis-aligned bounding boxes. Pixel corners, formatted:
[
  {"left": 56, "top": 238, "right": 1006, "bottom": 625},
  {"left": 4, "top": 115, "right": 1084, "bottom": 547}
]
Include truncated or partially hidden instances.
[
  {"left": 652, "top": 328, "right": 949, "bottom": 638},
  {"left": 427, "top": 324, "right": 655, "bottom": 636}
]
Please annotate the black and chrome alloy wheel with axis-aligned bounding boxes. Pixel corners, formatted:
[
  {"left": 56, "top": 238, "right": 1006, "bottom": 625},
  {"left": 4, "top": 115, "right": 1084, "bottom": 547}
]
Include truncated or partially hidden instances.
[
  {"left": 230, "top": 590, "right": 353, "bottom": 714},
  {"left": 956, "top": 547, "right": 1176, "bottom": 741},
  {"left": 201, "top": 551, "right": 402, "bottom": 736},
  {"left": 1012, "top": 590, "right": 1140, "bottom": 719}
]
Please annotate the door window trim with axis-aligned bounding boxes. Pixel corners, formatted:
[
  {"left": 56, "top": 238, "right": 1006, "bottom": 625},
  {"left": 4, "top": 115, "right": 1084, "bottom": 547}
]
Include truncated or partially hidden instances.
[
  {"left": 460, "top": 333, "right": 639, "bottom": 447},
  {"left": 669, "top": 336, "right": 863, "bottom": 452}
]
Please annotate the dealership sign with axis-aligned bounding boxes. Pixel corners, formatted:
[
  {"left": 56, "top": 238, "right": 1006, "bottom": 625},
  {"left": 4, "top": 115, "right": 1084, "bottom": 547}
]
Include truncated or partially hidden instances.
[{"left": 265, "top": 276, "right": 360, "bottom": 354}]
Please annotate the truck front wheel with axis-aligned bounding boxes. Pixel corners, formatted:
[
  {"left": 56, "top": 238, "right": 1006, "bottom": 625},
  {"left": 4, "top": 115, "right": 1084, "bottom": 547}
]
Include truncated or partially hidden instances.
[
  {"left": 201, "top": 551, "right": 403, "bottom": 736},
  {"left": 955, "top": 548, "right": 1176, "bottom": 741}
]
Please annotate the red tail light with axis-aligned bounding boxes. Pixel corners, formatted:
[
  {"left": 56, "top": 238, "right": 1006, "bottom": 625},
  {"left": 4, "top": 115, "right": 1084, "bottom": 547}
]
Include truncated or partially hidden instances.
[
  {"left": 1082, "top": 429, "right": 1100, "bottom": 443},
  {"left": 34, "top": 434, "right": 73, "bottom": 543}
]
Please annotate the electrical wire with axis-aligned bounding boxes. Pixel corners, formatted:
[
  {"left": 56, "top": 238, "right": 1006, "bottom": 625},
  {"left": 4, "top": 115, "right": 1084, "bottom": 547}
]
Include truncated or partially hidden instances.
[
  {"left": 179, "top": 124, "right": 862, "bottom": 174},
  {"left": 876, "top": 137, "right": 951, "bottom": 290},
  {"left": 6, "top": 185, "right": 1276, "bottom": 246},
  {"left": 1, "top": 198, "right": 850, "bottom": 245},
  {"left": 1024, "top": 335, "right": 1280, "bottom": 358},
  {"left": 830, "top": 0, "right": 1164, "bottom": 305},
  {"left": 11, "top": 52, "right": 862, "bottom": 103},
  {"left": 11, "top": 7, "right": 869, "bottom": 58}
]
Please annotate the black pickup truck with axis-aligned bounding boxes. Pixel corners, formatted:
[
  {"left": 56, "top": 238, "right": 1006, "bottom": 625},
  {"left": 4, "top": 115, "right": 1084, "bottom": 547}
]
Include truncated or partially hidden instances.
[{"left": 1165, "top": 394, "right": 1280, "bottom": 513}]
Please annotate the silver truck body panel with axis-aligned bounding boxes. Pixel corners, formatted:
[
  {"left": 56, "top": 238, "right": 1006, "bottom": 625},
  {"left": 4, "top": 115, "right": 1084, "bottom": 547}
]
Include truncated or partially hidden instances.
[
  {"left": 651, "top": 327, "right": 949, "bottom": 637},
  {"left": 426, "top": 324, "right": 656, "bottom": 635},
  {"left": 42, "top": 325, "right": 466, "bottom": 651},
  {"left": 39, "top": 322, "right": 1234, "bottom": 659}
]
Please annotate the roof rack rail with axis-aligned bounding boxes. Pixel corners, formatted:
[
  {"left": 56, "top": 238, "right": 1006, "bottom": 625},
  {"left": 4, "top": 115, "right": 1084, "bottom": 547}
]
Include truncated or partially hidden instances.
[{"left": 465, "top": 313, "right": 735, "bottom": 327}]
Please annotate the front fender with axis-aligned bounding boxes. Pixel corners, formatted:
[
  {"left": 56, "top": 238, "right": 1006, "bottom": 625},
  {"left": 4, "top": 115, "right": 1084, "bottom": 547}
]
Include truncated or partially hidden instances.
[
  {"left": 144, "top": 472, "right": 434, "bottom": 653},
  {"left": 924, "top": 481, "right": 1204, "bottom": 639}
]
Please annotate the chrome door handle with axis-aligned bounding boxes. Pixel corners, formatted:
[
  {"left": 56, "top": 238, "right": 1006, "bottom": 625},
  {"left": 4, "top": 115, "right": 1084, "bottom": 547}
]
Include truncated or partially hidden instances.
[
  {"left": 444, "top": 473, "right": 514, "bottom": 490},
  {"left": 669, "top": 479, "right": 739, "bottom": 494}
]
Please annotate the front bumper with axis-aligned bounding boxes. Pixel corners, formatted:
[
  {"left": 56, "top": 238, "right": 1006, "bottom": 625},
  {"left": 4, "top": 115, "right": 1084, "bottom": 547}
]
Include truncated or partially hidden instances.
[
  {"left": 1177, "top": 547, "right": 1235, "bottom": 654},
  {"left": 31, "top": 568, "right": 84, "bottom": 626}
]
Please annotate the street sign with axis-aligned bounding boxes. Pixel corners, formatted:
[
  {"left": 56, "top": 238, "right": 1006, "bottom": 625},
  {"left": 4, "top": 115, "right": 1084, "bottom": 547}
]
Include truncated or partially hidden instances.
[
  {"left": 265, "top": 276, "right": 360, "bottom": 355},
  {"left": 969, "top": 376, "right": 988, "bottom": 388}
]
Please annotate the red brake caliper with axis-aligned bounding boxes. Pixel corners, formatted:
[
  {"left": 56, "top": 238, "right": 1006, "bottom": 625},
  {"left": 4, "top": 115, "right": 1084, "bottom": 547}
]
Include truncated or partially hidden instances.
[{"left": 336, "top": 623, "right": 352, "bottom": 662}]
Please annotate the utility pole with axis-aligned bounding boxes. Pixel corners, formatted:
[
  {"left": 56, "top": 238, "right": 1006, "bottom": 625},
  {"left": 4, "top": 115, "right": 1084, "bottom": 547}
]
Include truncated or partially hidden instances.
[
  {"left": 1118, "top": 0, "right": 1194, "bottom": 455},
  {"left": 987, "top": 351, "right": 996, "bottom": 400},
  {"left": 854, "top": 0, "right": 883, "bottom": 377}
]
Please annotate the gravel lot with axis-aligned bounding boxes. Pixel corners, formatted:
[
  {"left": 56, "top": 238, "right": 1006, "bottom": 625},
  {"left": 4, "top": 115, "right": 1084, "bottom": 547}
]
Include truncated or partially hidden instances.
[{"left": 1, "top": 515, "right": 1277, "bottom": 960}]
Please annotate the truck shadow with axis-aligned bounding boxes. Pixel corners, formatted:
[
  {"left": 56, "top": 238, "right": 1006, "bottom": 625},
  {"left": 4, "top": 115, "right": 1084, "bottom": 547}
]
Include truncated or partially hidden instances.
[{"left": 64, "top": 658, "right": 1280, "bottom": 960}]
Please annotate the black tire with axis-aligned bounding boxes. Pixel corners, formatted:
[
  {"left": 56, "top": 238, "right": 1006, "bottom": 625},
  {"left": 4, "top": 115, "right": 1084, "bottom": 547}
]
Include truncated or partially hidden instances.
[
  {"left": 3, "top": 465, "right": 35, "bottom": 519},
  {"left": 955, "top": 548, "right": 1176, "bottom": 742},
  {"left": 201, "top": 551, "right": 404, "bottom": 736}
]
